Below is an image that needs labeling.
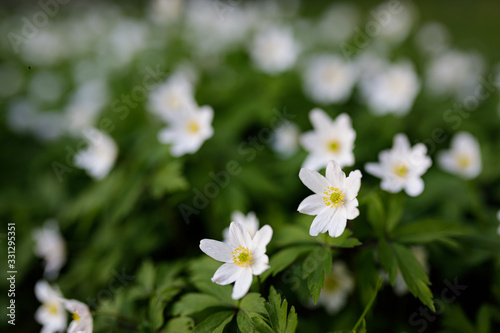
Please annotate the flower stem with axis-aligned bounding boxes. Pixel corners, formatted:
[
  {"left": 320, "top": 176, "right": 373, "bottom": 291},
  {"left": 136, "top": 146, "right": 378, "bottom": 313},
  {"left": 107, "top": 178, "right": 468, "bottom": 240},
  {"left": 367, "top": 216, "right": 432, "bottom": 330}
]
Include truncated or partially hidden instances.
[{"left": 351, "top": 276, "right": 383, "bottom": 332}]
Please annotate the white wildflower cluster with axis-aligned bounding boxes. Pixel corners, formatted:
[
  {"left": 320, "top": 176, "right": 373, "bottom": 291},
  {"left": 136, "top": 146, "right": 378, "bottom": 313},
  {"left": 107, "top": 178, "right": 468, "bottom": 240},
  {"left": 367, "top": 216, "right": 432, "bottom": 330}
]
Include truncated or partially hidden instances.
[{"left": 148, "top": 70, "right": 214, "bottom": 157}]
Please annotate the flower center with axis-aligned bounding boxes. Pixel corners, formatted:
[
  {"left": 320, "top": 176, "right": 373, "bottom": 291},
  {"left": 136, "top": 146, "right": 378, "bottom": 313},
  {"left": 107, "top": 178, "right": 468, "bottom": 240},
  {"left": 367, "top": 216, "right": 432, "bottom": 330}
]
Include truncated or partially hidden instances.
[
  {"left": 323, "top": 187, "right": 345, "bottom": 208},
  {"left": 72, "top": 312, "right": 81, "bottom": 323},
  {"left": 393, "top": 163, "right": 409, "bottom": 178},
  {"left": 327, "top": 140, "right": 341, "bottom": 153},
  {"left": 44, "top": 303, "right": 58, "bottom": 315},
  {"left": 186, "top": 121, "right": 200, "bottom": 134},
  {"left": 457, "top": 155, "right": 470, "bottom": 169},
  {"left": 323, "top": 273, "right": 339, "bottom": 292},
  {"left": 231, "top": 246, "right": 253, "bottom": 267}
]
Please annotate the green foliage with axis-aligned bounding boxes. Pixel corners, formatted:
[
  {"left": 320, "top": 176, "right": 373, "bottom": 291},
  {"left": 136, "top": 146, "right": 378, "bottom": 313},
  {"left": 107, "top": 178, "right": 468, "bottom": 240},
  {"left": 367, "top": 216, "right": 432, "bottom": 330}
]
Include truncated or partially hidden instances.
[{"left": 252, "top": 287, "right": 298, "bottom": 333}]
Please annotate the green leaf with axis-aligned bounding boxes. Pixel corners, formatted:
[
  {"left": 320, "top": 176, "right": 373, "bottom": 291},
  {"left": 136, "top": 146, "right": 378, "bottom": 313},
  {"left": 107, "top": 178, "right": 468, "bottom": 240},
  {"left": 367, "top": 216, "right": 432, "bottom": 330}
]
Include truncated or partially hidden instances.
[
  {"left": 150, "top": 161, "right": 189, "bottom": 198},
  {"left": 237, "top": 311, "right": 256, "bottom": 333},
  {"left": 323, "top": 230, "right": 362, "bottom": 248},
  {"left": 476, "top": 305, "right": 492, "bottom": 333},
  {"left": 441, "top": 304, "right": 476, "bottom": 333},
  {"left": 239, "top": 293, "right": 267, "bottom": 316},
  {"left": 191, "top": 310, "right": 234, "bottom": 333},
  {"left": 137, "top": 260, "right": 156, "bottom": 292},
  {"left": 149, "top": 288, "right": 181, "bottom": 329},
  {"left": 259, "top": 287, "right": 298, "bottom": 333},
  {"left": 302, "top": 247, "right": 333, "bottom": 303},
  {"left": 273, "top": 225, "right": 317, "bottom": 248},
  {"left": 367, "top": 193, "right": 386, "bottom": 238},
  {"left": 163, "top": 317, "right": 194, "bottom": 333},
  {"left": 392, "top": 243, "right": 434, "bottom": 311},
  {"left": 386, "top": 194, "right": 405, "bottom": 232},
  {"left": 391, "top": 219, "right": 472, "bottom": 244},
  {"left": 261, "top": 245, "right": 316, "bottom": 281},
  {"left": 377, "top": 240, "right": 397, "bottom": 285},
  {"left": 173, "top": 293, "right": 227, "bottom": 316}
]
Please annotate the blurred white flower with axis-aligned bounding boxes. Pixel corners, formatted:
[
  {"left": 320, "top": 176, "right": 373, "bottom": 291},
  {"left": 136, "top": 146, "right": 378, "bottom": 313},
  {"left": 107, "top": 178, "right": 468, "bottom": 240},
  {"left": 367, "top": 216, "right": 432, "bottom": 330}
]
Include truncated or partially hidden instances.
[
  {"left": 272, "top": 120, "right": 300, "bottom": 157},
  {"left": 105, "top": 19, "right": 149, "bottom": 68},
  {"left": 34, "top": 280, "right": 67, "bottom": 333},
  {"left": 360, "top": 60, "right": 420, "bottom": 116},
  {"left": 223, "top": 211, "right": 260, "bottom": 243},
  {"left": 373, "top": 1, "right": 416, "bottom": 45},
  {"left": 74, "top": 128, "right": 118, "bottom": 180},
  {"left": 21, "top": 28, "right": 65, "bottom": 66},
  {"left": 316, "top": 262, "right": 354, "bottom": 314},
  {"left": 149, "top": 0, "right": 184, "bottom": 24},
  {"left": 200, "top": 221, "right": 273, "bottom": 299},
  {"left": 438, "top": 132, "right": 482, "bottom": 179},
  {"left": 366, "top": 134, "right": 432, "bottom": 197},
  {"left": 64, "top": 80, "right": 108, "bottom": 136},
  {"left": 414, "top": 22, "right": 450, "bottom": 56},
  {"left": 303, "top": 54, "right": 357, "bottom": 104},
  {"left": 250, "top": 26, "right": 299, "bottom": 75},
  {"left": 394, "top": 246, "right": 428, "bottom": 296},
  {"left": 158, "top": 106, "right": 213, "bottom": 157},
  {"left": 7, "top": 100, "right": 37, "bottom": 134},
  {"left": 148, "top": 74, "right": 197, "bottom": 123},
  {"left": 300, "top": 109, "right": 356, "bottom": 171},
  {"left": 425, "top": 49, "right": 484, "bottom": 100},
  {"left": 298, "top": 160, "right": 362, "bottom": 238},
  {"left": 61, "top": 299, "right": 93, "bottom": 333},
  {"left": 32, "top": 220, "right": 66, "bottom": 280},
  {"left": 317, "top": 3, "right": 359, "bottom": 44}
]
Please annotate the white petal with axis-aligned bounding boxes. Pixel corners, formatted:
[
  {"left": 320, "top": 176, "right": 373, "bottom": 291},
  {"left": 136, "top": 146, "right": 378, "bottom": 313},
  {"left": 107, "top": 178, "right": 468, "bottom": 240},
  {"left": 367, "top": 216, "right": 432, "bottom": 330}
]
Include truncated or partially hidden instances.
[
  {"left": 405, "top": 177, "right": 424, "bottom": 196},
  {"left": 200, "top": 239, "right": 232, "bottom": 262},
  {"left": 302, "top": 153, "right": 328, "bottom": 171},
  {"left": 327, "top": 208, "right": 347, "bottom": 237},
  {"left": 228, "top": 221, "right": 252, "bottom": 249},
  {"left": 298, "top": 194, "right": 326, "bottom": 215},
  {"left": 309, "top": 209, "right": 335, "bottom": 236},
  {"left": 251, "top": 255, "right": 270, "bottom": 276},
  {"left": 252, "top": 225, "right": 273, "bottom": 257},
  {"left": 344, "top": 170, "right": 362, "bottom": 199},
  {"left": 365, "top": 162, "right": 384, "bottom": 178},
  {"left": 309, "top": 108, "right": 332, "bottom": 132},
  {"left": 232, "top": 267, "right": 253, "bottom": 300},
  {"left": 299, "top": 168, "right": 329, "bottom": 194},
  {"left": 35, "top": 280, "right": 53, "bottom": 303},
  {"left": 300, "top": 131, "right": 320, "bottom": 151},
  {"left": 325, "top": 160, "right": 345, "bottom": 186},
  {"left": 393, "top": 133, "right": 411, "bottom": 153},
  {"left": 211, "top": 263, "right": 242, "bottom": 285},
  {"left": 157, "top": 127, "right": 176, "bottom": 144}
]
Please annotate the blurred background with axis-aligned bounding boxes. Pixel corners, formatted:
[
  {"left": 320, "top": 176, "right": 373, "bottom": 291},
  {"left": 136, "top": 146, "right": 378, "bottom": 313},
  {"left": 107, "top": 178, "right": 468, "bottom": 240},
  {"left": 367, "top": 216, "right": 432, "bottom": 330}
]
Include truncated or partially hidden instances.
[{"left": 1, "top": 0, "right": 500, "bottom": 332}]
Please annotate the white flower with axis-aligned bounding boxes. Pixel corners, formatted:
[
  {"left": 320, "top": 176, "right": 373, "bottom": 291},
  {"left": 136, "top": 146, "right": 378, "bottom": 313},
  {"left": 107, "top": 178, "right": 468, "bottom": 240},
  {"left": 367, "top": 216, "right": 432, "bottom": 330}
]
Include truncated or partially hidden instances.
[
  {"left": 316, "top": 262, "right": 354, "bottom": 314},
  {"left": 365, "top": 134, "right": 432, "bottom": 196},
  {"left": 158, "top": 106, "right": 213, "bottom": 157},
  {"left": 298, "top": 160, "right": 362, "bottom": 237},
  {"left": 223, "top": 211, "right": 260, "bottom": 243},
  {"left": 425, "top": 49, "right": 484, "bottom": 100},
  {"left": 300, "top": 109, "right": 356, "bottom": 171},
  {"left": 200, "top": 221, "right": 273, "bottom": 300},
  {"left": 34, "top": 281, "right": 67, "bottom": 333},
  {"left": 250, "top": 26, "right": 299, "bottom": 75},
  {"left": 414, "top": 22, "right": 450, "bottom": 56},
  {"left": 61, "top": 299, "right": 93, "bottom": 333},
  {"left": 74, "top": 128, "right": 118, "bottom": 180},
  {"left": 360, "top": 60, "right": 420, "bottom": 116},
  {"left": 148, "top": 74, "right": 197, "bottom": 123},
  {"left": 33, "top": 220, "right": 66, "bottom": 280},
  {"left": 438, "top": 132, "right": 482, "bottom": 179},
  {"left": 303, "top": 54, "right": 357, "bottom": 104},
  {"left": 149, "top": 0, "right": 184, "bottom": 24},
  {"left": 393, "top": 246, "right": 428, "bottom": 296},
  {"left": 272, "top": 120, "right": 300, "bottom": 158},
  {"left": 373, "top": 1, "right": 416, "bottom": 45},
  {"left": 317, "top": 3, "right": 360, "bottom": 44}
]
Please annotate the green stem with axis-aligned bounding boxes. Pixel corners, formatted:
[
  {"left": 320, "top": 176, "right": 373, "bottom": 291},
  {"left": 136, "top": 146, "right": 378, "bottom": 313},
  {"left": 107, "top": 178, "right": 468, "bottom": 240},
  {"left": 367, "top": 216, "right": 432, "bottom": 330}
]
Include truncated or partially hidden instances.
[{"left": 351, "top": 276, "right": 384, "bottom": 332}]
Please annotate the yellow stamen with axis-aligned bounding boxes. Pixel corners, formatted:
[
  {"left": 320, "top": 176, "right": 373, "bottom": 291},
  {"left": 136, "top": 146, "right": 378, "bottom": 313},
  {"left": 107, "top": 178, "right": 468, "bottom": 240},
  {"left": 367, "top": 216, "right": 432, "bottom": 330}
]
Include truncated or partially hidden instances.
[
  {"left": 393, "top": 163, "right": 409, "bottom": 178},
  {"left": 187, "top": 121, "right": 199, "bottom": 133},
  {"left": 457, "top": 155, "right": 470, "bottom": 169},
  {"left": 231, "top": 246, "right": 253, "bottom": 267},
  {"left": 322, "top": 187, "right": 345, "bottom": 208},
  {"left": 44, "top": 303, "right": 58, "bottom": 315},
  {"left": 327, "top": 140, "right": 341, "bottom": 153},
  {"left": 72, "top": 312, "right": 81, "bottom": 323}
]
